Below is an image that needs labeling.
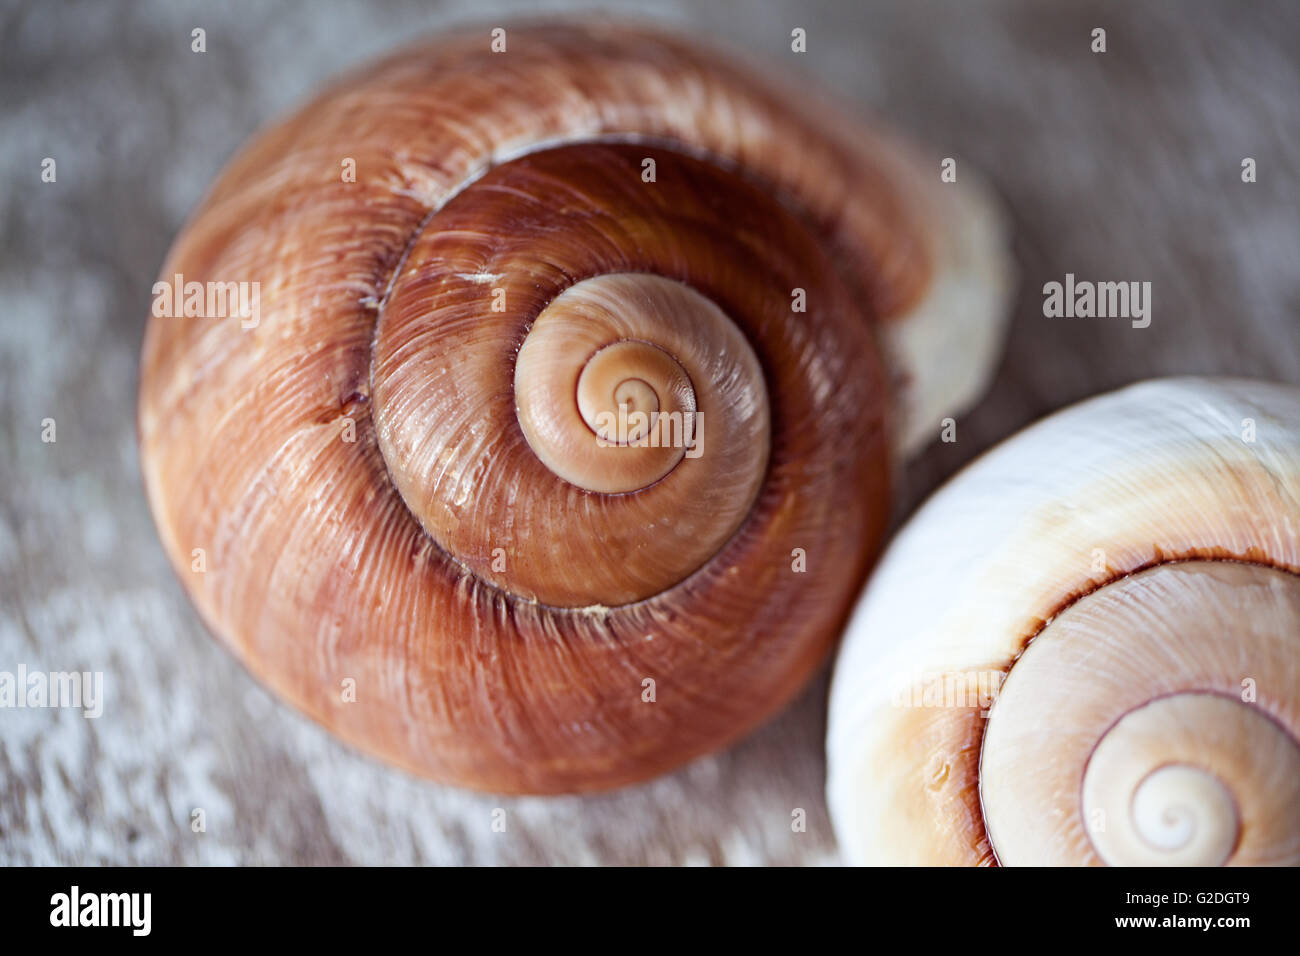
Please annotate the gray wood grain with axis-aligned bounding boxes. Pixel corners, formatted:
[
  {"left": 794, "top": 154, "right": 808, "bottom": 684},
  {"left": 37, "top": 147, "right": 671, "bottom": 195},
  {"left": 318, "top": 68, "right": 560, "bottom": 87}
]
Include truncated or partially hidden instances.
[{"left": 2, "top": 0, "right": 1297, "bottom": 864}]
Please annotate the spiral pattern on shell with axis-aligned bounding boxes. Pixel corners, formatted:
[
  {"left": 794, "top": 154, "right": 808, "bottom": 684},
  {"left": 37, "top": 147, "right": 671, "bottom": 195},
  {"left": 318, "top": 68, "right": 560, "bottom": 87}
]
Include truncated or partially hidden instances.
[
  {"left": 140, "top": 21, "right": 1012, "bottom": 792},
  {"left": 827, "top": 378, "right": 1300, "bottom": 864}
]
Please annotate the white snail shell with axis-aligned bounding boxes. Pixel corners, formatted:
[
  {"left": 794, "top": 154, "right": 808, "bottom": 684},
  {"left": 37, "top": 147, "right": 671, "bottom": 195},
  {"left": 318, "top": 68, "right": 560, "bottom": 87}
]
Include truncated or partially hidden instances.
[{"left": 827, "top": 377, "right": 1300, "bottom": 865}]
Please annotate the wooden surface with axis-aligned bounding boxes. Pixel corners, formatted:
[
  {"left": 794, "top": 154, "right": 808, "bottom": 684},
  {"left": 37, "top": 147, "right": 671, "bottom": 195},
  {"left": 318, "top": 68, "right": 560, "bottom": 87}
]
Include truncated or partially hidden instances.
[{"left": 2, "top": 0, "right": 1298, "bottom": 864}]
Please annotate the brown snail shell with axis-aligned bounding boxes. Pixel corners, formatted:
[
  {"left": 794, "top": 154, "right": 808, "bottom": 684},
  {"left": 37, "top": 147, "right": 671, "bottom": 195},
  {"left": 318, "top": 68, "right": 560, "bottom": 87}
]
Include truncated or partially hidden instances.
[{"left": 139, "top": 21, "right": 1012, "bottom": 793}]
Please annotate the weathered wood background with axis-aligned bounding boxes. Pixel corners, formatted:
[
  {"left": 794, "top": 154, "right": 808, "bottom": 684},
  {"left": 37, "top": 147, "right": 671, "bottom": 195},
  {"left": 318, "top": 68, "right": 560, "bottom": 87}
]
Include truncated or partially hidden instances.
[{"left": 2, "top": 0, "right": 1297, "bottom": 864}]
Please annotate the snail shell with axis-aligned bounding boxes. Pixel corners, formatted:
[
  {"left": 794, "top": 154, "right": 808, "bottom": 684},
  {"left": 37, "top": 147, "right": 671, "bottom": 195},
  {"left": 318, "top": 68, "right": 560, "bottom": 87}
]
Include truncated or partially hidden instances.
[
  {"left": 139, "top": 22, "right": 1012, "bottom": 792},
  {"left": 827, "top": 377, "right": 1300, "bottom": 864}
]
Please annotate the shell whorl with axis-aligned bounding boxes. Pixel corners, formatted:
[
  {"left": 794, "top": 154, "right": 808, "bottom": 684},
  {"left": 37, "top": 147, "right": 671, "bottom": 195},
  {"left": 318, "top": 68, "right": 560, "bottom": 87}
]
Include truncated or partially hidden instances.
[
  {"left": 516, "top": 278, "right": 710, "bottom": 496},
  {"left": 983, "top": 562, "right": 1300, "bottom": 866},
  {"left": 367, "top": 142, "right": 793, "bottom": 611},
  {"left": 827, "top": 378, "right": 1300, "bottom": 864}
]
